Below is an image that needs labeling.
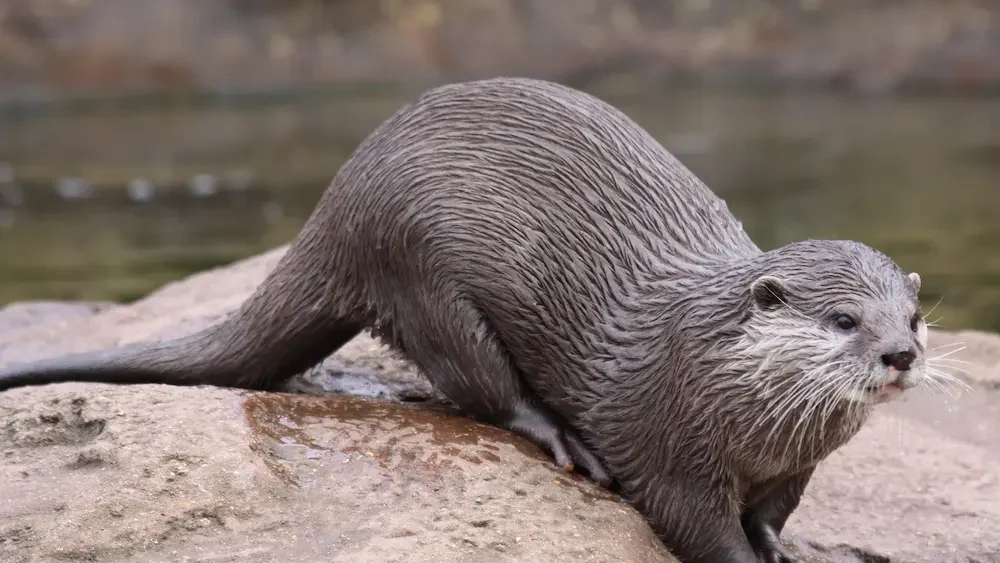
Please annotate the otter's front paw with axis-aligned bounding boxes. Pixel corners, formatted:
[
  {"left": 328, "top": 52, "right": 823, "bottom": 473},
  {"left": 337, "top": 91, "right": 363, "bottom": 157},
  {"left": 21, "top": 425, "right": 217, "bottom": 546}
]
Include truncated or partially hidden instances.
[{"left": 745, "top": 520, "right": 794, "bottom": 563}]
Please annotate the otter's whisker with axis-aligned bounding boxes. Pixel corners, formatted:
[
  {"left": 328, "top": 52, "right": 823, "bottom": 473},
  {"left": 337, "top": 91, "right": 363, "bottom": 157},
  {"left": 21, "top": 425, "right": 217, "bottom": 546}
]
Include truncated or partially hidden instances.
[
  {"left": 927, "top": 361, "right": 970, "bottom": 376},
  {"left": 756, "top": 361, "right": 830, "bottom": 425},
  {"left": 775, "top": 390, "right": 823, "bottom": 460},
  {"left": 766, "top": 293, "right": 816, "bottom": 324},
  {"left": 772, "top": 361, "right": 850, "bottom": 460},
  {"left": 799, "top": 371, "right": 855, "bottom": 460},
  {"left": 927, "top": 357, "right": 971, "bottom": 367},
  {"left": 820, "top": 369, "right": 858, "bottom": 424},
  {"left": 759, "top": 359, "right": 851, "bottom": 440},
  {"left": 763, "top": 374, "right": 824, "bottom": 453},
  {"left": 929, "top": 366, "right": 971, "bottom": 384},
  {"left": 928, "top": 346, "right": 967, "bottom": 362},
  {"left": 761, "top": 375, "right": 818, "bottom": 438},
  {"left": 930, "top": 341, "right": 966, "bottom": 351},
  {"left": 919, "top": 373, "right": 959, "bottom": 400},
  {"left": 895, "top": 416, "right": 904, "bottom": 450},
  {"left": 923, "top": 295, "right": 945, "bottom": 319},
  {"left": 836, "top": 369, "right": 867, "bottom": 423},
  {"left": 928, "top": 376, "right": 970, "bottom": 394},
  {"left": 790, "top": 378, "right": 840, "bottom": 458},
  {"left": 786, "top": 384, "right": 827, "bottom": 456},
  {"left": 926, "top": 367, "right": 973, "bottom": 394},
  {"left": 924, "top": 376, "right": 968, "bottom": 401}
]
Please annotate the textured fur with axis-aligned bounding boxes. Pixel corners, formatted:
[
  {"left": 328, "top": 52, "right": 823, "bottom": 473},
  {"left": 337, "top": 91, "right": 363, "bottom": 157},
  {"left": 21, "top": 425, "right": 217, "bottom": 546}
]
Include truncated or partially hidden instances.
[{"left": 0, "top": 78, "right": 935, "bottom": 563}]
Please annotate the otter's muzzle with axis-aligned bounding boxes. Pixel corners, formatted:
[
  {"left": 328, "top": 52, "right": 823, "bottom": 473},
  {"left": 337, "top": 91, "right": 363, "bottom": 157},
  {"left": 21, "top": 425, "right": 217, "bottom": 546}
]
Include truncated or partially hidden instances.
[
  {"left": 881, "top": 349, "right": 916, "bottom": 372},
  {"left": 875, "top": 348, "right": 921, "bottom": 402}
]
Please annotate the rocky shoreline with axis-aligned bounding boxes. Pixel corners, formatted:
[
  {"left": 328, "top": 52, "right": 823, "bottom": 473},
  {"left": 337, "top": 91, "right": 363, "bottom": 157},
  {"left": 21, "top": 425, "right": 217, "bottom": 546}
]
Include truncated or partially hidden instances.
[
  {"left": 2, "top": 0, "right": 1000, "bottom": 107},
  {"left": 1, "top": 247, "right": 998, "bottom": 562}
]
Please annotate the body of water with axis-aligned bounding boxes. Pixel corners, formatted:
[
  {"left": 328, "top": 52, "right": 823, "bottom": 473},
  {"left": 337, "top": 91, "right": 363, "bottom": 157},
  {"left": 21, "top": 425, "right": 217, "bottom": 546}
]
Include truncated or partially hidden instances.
[{"left": 1, "top": 83, "right": 998, "bottom": 331}]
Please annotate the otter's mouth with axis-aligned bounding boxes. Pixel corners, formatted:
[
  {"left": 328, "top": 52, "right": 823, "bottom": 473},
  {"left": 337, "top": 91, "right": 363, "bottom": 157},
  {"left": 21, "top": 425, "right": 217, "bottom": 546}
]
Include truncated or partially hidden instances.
[{"left": 865, "top": 380, "right": 906, "bottom": 404}]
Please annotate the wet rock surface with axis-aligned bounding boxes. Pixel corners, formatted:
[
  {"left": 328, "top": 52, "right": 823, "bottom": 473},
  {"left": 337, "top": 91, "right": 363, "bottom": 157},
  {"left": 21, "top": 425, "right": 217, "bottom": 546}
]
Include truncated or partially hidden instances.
[
  {"left": 1, "top": 247, "right": 998, "bottom": 562},
  {"left": 1, "top": 384, "right": 672, "bottom": 563}
]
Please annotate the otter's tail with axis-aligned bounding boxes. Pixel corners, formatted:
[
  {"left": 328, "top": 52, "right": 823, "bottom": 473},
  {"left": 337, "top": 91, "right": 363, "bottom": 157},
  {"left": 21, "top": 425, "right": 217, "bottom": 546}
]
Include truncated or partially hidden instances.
[{"left": 0, "top": 243, "right": 363, "bottom": 392}]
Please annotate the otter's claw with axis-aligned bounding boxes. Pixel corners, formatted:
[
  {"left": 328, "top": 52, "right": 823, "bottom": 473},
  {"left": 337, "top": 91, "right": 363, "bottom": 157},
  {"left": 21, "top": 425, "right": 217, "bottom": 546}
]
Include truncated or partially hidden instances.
[
  {"left": 746, "top": 520, "right": 795, "bottom": 563},
  {"left": 759, "top": 547, "right": 794, "bottom": 563},
  {"left": 562, "top": 423, "right": 613, "bottom": 488}
]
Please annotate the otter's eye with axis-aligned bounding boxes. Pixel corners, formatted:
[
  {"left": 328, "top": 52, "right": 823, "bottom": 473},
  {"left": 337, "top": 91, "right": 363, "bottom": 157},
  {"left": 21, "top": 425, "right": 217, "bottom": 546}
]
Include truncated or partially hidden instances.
[
  {"left": 910, "top": 314, "right": 922, "bottom": 332},
  {"left": 834, "top": 314, "right": 857, "bottom": 332}
]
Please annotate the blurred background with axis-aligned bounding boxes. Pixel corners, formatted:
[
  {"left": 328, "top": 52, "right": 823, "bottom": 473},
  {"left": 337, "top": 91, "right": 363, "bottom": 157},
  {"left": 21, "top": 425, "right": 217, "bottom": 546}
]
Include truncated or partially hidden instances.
[{"left": 0, "top": 0, "right": 998, "bottom": 331}]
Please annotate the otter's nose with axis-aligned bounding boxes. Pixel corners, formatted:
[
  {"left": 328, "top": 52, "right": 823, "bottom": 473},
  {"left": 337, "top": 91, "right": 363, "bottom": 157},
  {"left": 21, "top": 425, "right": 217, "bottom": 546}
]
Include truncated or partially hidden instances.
[{"left": 882, "top": 349, "right": 916, "bottom": 371}]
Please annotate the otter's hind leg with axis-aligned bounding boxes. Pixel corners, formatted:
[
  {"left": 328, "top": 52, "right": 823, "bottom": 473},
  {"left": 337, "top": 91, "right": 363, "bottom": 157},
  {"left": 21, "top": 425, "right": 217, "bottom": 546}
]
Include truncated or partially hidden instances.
[
  {"left": 503, "top": 397, "right": 612, "bottom": 487},
  {"left": 394, "top": 298, "right": 611, "bottom": 487}
]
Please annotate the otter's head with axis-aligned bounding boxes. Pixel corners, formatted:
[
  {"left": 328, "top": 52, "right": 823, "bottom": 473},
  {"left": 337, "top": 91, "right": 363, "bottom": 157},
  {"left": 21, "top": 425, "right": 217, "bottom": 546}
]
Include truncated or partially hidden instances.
[{"left": 738, "top": 239, "right": 929, "bottom": 407}]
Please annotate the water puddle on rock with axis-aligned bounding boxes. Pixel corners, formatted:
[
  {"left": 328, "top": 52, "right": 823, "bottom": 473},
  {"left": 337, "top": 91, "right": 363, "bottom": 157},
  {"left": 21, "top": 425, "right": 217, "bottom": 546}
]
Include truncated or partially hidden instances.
[
  {"left": 241, "top": 391, "right": 619, "bottom": 507},
  {"left": 242, "top": 392, "right": 548, "bottom": 485}
]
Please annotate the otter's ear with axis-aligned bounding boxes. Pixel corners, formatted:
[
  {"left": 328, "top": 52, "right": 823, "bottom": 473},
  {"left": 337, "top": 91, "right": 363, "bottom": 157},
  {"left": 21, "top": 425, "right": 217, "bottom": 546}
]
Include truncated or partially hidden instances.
[
  {"left": 908, "top": 272, "right": 921, "bottom": 293},
  {"left": 750, "top": 275, "right": 788, "bottom": 310}
]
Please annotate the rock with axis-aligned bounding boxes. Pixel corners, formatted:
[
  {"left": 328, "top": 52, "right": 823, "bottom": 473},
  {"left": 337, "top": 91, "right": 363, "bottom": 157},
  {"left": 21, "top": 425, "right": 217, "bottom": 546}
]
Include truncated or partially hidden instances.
[
  {"left": 1, "top": 246, "right": 999, "bottom": 562},
  {"left": 0, "top": 300, "right": 116, "bottom": 342},
  {"left": 0, "top": 385, "right": 672, "bottom": 563}
]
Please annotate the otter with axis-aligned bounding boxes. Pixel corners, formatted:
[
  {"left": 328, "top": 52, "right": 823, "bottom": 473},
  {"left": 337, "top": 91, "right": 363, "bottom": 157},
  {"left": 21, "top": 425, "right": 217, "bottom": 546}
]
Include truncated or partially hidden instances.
[{"left": 0, "top": 78, "right": 937, "bottom": 563}]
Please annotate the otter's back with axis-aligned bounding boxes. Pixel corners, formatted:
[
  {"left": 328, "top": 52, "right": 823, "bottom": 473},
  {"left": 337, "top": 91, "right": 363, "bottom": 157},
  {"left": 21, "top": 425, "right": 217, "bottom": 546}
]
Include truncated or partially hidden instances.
[{"left": 322, "top": 78, "right": 759, "bottom": 404}]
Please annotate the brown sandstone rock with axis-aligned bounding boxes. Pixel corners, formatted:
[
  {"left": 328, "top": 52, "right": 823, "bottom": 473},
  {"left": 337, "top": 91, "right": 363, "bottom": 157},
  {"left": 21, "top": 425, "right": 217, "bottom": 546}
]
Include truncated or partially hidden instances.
[{"left": 0, "top": 384, "right": 674, "bottom": 562}]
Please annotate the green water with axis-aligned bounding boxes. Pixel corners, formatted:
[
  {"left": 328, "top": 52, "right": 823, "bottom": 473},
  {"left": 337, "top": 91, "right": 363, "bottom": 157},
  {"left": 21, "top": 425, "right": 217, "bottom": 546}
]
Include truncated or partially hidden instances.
[{"left": 1, "top": 85, "right": 998, "bottom": 331}]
